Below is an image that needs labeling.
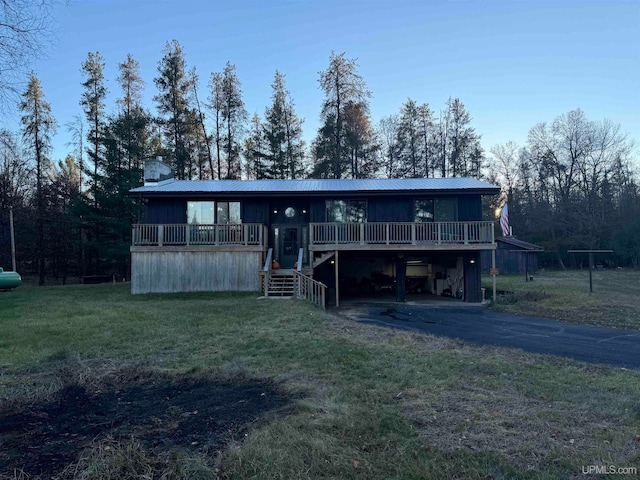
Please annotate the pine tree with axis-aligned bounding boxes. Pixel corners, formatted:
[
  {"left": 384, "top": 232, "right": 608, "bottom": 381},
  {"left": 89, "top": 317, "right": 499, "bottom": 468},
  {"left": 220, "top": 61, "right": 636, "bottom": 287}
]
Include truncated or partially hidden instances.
[
  {"left": 313, "top": 52, "right": 371, "bottom": 178},
  {"left": 221, "top": 62, "right": 247, "bottom": 179},
  {"left": 116, "top": 53, "right": 148, "bottom": 171},
  {"left": 20, "top": 72, "right": 56, "bottom": 285},
  {"left": 244, "top": 113, "right": 267, "bottom": 179},
  {"left": 80, "top": 51, "right": 106, "bottom": 201},
  {"left": 189, "top": 67, "right": 214, "bottom": 179},
  {"left": 263, "top": 71, "right": 305, "bottom": 179},
  {"left": 396, "top": 98, "right": 421, "bottom": 178},
  {"left": 445, "top": 97, "right": 482, "bottom": 177},
  {"left": 207, "top": 71, "right": 224, "bottom": 179},
  {"left": 154, "top": 40, "right": 193, "bottom": 179}
]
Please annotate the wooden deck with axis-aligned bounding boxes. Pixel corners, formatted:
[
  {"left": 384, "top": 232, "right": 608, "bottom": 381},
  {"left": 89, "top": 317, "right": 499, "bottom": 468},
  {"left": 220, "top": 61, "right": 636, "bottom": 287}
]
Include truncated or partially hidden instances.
[
  {"left": 132, "top": 223, "right": 266, "bottom": 248},
  {"left": 309, "top": 221, "right": 495, "bottom": 251}
]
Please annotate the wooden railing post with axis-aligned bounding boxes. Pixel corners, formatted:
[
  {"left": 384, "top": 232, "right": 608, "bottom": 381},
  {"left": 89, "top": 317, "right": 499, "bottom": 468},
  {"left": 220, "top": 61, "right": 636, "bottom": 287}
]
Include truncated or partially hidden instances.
[
  {"left": 411, "top": 223, "right": 416, "bottom": 245},
  {"left": 464, "top": 223, "right": 469, "bottom": 244},
  {"left": 158, "top": 224, "right": 164, "bottom": 247},
  {"left": 385, "top": 223, "right": 390, "bottom": 245},
  {"left": 360, "top": 222, "right": 365, "bottom": 245}
]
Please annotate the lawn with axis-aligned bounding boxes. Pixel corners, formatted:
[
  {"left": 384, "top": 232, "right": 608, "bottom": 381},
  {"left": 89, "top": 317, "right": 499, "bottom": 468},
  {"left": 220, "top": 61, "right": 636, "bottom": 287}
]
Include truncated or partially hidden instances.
[
  {"left": 483, "top": 269, "right": 640, "bottom": 330},
  {"left": 0, "top": 283, "right": 639, "bottom": 479}
]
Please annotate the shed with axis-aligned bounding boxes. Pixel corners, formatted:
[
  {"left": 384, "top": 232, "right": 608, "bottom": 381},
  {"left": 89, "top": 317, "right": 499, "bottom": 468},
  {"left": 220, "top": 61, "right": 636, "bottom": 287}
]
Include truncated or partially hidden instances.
[{"left": 481, "top": 236, "right": 543, "bottom": 275}]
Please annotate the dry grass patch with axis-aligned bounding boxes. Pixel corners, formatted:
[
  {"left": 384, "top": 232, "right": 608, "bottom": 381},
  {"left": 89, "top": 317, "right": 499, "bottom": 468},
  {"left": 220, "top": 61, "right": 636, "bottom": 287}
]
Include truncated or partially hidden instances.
[
  {"left": 404, "top": 383, "right": 639, "bottom": 473},
  {"left": 485, "top": 270, "right": 640, "bottom": 330}
]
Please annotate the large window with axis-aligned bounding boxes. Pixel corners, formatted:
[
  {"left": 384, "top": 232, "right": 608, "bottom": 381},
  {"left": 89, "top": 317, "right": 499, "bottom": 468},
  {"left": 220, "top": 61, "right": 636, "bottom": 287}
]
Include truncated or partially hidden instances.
[
  {"left": 187, "top": 201, "right": 215, "bottom": 224},
  {"left": 216, "top": 201, "right": 241, "bottom": 224},
  {"left": 414, "top": 199, "right": 434, "bottom": 222},
  {"left": 326, "top": 200, "right": 367, "bottom": 222},
  {"left": 414, "top": 198, "right": 457, "bottom": 222},
  {"left": 434, "top": 198, "right": 457, "bottom": 222},
  {"left": 187, "top": 201, "right": 241, "bottom": 224}
]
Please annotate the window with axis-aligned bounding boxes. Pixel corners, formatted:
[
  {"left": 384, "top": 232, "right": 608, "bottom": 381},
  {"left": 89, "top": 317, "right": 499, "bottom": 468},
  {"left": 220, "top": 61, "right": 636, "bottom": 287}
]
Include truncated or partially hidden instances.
[
  {"left": 217, "top": 201, "right": 241, "bottom": 224},
  {"left": 414, "top": 199, "right": 434, "bottom": 222},
  {"left": 434, "top": 198, "right": 457, "bottom": 222},
  {"left": 326, "top": 200, "right": 367, "bottom": 222},
  {"left": 187, "top": 201, "right": 215, "bottom": 224},
  {"left": 187, "top": 201, "right": 241, "bottom": 224}
]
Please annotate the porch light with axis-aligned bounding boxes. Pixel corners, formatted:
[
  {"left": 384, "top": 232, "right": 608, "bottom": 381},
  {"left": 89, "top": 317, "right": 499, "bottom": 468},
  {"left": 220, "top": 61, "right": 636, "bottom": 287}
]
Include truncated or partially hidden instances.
[
  {"left": 470, "top": 259, "right": 475, "bottom": 264},
  {"left": 273, "top": 209, "right": 278, "bottom": 214}
]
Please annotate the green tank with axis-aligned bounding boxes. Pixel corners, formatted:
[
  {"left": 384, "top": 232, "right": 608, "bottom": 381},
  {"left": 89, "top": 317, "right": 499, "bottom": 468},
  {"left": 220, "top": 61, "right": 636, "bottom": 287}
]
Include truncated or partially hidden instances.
[{"left": 0, "top": 268, "right": 21, "bottom": 290}]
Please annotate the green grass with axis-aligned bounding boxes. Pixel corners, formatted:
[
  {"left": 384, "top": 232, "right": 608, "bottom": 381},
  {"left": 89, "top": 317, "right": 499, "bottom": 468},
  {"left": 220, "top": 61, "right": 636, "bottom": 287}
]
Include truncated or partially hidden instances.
[
  {"left": 483, "top": 269, "right": 640, "bottom": 330},
  {"left": 1, "top": 283, "right": 639, "bottom": 479}
]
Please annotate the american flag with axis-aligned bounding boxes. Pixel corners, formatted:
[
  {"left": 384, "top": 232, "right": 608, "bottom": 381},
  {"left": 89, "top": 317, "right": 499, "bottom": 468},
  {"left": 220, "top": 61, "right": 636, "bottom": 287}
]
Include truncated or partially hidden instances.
[{"left": 500, "top": 203, "right": 510, "bottom": 236}]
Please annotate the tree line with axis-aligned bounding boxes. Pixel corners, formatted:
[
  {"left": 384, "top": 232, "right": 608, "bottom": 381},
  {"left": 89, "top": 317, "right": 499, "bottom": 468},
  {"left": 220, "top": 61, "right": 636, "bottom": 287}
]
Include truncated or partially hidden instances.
[{"left": 0, "top": 43, "right": 638, "bottom": 284}]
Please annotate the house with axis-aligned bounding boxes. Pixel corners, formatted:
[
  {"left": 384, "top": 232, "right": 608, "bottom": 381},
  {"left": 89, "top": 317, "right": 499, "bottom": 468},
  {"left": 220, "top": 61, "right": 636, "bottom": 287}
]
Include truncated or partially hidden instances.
[
  {"left": 480, "top": 236, "right": 544, "bottom": 276},
  {"left": 130, "top": 164, "right": 500, "bottom": 306}
]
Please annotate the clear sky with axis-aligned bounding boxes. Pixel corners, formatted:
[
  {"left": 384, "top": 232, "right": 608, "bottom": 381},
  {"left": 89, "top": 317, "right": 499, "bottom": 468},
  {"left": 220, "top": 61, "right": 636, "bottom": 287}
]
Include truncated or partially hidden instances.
[{"left": 4, "top": 0, "right": 640, "bottom": 164}]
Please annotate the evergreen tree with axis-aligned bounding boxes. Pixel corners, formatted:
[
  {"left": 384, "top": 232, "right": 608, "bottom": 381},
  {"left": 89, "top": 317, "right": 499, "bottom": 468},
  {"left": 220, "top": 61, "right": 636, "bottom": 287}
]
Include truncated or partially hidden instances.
[
  {"left": 207, "top": 71, "right": 224, "bottom": 179},
  {"left": 189, "top": 67, "right": 214, "bottom": 179},
  {"left": 445, "top": 97, "right": 482, "bottom": 177},
  {"left": 20, "top": 72, "right": 56, "bottom": 285},
  {"left": 154, "top": 40, "right": 193, "bottom": 179},
  {"left": 263, "top": 71, "right": 305, "bottom": 179},
  {"left": 396, "top": 98, "right": 421, "bottom": 177},
  {"left": 313, "top": 52, "right": 371, "bottom": 178},
  {"left": 116, "top": 53, "right": 148, "bottom": 171},
  {"left": 416, "top": 103, "right": 435, "bottom": 177},
  {"left": 244, "top": 113, "right": 267, "bottom": 180},
  {"left": 80, "top": 51, "right": 106, "bottom": 201},
  {"left": 221, "top": 61, "right": 247, "bottom": 179},
  {"left": 43, "top": 155, "right": 81, "bottom": 284}
]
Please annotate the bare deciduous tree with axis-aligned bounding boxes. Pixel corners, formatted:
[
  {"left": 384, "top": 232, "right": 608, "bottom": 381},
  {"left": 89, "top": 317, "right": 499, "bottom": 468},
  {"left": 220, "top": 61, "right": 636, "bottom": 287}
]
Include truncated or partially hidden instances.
[{"left": 0, "top": 0, "right": 56, "bottom": 111}]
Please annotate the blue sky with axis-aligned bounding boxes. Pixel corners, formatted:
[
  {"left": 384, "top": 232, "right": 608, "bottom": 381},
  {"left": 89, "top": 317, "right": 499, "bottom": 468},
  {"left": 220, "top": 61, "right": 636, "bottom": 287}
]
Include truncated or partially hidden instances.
[{"left": 5, "top": 0, "right": 640, "bottom": 163}]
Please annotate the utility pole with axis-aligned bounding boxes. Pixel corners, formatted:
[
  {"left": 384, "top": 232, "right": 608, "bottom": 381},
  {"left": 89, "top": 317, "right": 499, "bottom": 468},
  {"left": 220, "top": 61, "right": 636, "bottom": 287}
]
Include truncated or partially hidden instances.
[{"left": 9, "top": 207, "right": 16, "bottom": 271}]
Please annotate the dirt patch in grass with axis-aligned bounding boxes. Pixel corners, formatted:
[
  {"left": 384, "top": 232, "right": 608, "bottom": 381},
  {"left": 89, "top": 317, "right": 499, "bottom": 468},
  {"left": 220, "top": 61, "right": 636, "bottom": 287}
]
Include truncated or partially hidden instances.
[{"left": 0, "top": 372, "right": 292, "bottom": 479}]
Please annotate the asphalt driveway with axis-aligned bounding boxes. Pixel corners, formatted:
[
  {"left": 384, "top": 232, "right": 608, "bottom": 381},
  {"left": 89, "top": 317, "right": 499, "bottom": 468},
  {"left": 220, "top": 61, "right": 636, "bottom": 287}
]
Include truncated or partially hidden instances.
[{"left": 336, "top": 303, "right": 640, "bottom": 370}]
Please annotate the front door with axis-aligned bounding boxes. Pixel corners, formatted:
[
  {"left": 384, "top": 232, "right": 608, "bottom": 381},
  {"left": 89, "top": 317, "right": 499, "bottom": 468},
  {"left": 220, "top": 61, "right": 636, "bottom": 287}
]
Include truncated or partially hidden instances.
[{"left": 280, "top": 226, "right": 300, "bottom": 269}]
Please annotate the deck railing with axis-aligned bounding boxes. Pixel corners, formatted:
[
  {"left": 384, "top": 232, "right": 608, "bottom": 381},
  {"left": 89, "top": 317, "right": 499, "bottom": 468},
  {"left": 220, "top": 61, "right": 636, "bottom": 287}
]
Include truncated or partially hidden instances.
[
  {"left": 293, "top": 271, "right": 327, "bottom": 310},
  {"left": 310, "top": 221, "right": 494, "bottom": 246},
  {"left": 132, "top": 223, "right": 265, "bottom": 247}
]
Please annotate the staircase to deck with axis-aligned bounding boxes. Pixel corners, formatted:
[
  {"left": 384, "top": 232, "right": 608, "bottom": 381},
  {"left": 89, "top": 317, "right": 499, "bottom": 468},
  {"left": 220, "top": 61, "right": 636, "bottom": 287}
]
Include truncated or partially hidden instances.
[{"left": 266, "top": 269, "right": 296, "bottom": 297}]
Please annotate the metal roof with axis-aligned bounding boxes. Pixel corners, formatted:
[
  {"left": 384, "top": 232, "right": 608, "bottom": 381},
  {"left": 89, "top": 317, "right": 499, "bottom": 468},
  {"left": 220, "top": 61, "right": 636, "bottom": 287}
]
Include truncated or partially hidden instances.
[
  {"left": 497, "top": 236, "right": 545, "bottom": 251},
  {"left": 131, "top": 177, "right": 500, "bottom": 195}
]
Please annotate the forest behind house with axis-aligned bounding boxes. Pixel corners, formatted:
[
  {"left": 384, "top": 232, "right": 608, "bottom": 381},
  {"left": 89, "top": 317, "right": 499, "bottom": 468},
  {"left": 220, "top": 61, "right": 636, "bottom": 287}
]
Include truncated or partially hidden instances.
[{"left": 1, "top": 44, "right": 638, "bottom": 284}]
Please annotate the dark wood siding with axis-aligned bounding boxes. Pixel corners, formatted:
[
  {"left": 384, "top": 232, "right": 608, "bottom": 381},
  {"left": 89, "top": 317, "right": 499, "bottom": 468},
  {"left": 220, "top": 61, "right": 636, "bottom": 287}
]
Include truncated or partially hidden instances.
[
  {"left": 309, "top": 199, "right": 325, "bottom": 222},
  {"left": 145, "top": 199, "right": 186, "bottom": 224},
  {"left": 368, "top": 198, "right": 412, "bottom": 222},
  {"left": 457, "top": 195, "right": 481, "bottom": 221},
  {"left": 464, "top": 251, "right": 482, "bottom": 302},
  {"left": 481, "top": 247, "right": 540, "bottom": 275},
  {"left": 243, "top": 199, "right": 269, "bottom": 224}
]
